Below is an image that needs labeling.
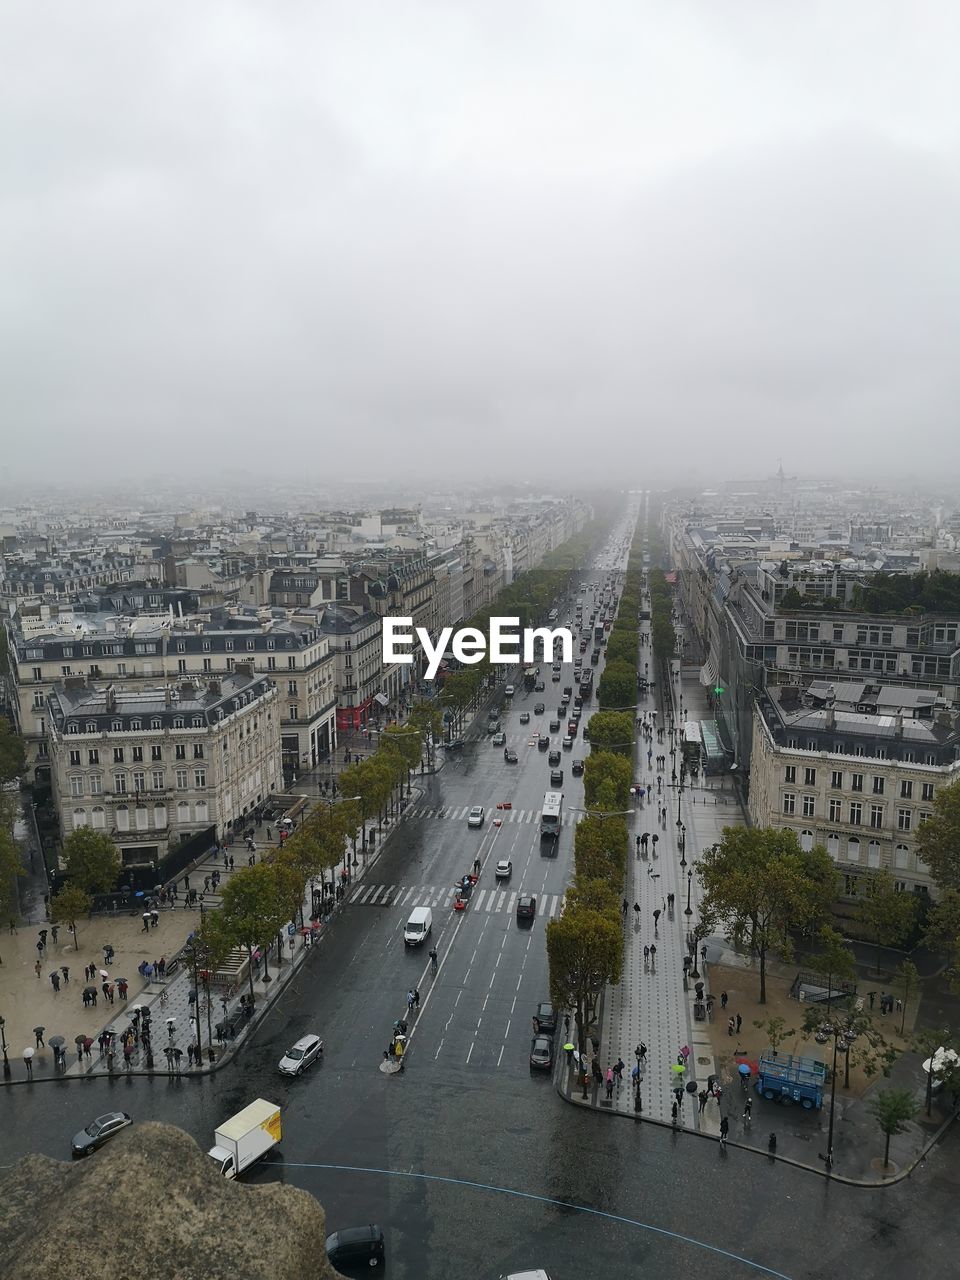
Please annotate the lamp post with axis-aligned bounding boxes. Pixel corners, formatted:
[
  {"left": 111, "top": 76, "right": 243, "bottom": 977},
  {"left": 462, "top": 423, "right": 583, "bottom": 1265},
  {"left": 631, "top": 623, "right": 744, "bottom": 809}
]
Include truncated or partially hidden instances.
[
  {"left": 0, "top": 1015, "right": 9, "bottom": 1078},
  {"left": 679, "top": 821, "right": 687, "bottom": 868},
  {"left": 684, "top": 868, "right": 694, "bottom": 916}
]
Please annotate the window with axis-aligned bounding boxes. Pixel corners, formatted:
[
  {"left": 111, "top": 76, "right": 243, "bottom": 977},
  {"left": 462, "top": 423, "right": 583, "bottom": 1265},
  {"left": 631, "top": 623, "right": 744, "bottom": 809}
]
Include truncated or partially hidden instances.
[
  {"left": 193, "top": 743, "right": 204, "bottom": 759},
  {"left": 782, "top": 793, "right": 796, "bottom": 816},
  {"left": 847, "top": 836, "right": 861, "bottom": 862},
  {"left": 88, "top": 748, "right": 99, "bottom": 765},
  {"left": 173, "top": 717, "right": 184, "bottom": 729},
  {"left": 267, "top": 656, "right": 276, "bottom": 671},
  {"left": 132, "top": 746, "right": 143, "bottom": 762},
  {"left": 868, "top": 840, "right": 882, "bottom": 868},
  {"left": 897, "top": 808, "right": 912, "bottom": 832},
  {"left": 900, "top": 780, "right": 913, "bottom": 800},
  {"left": 32, "top": 666, "right": 42, "bottom": 681},
  {"left": 288, "top": 680, "right": 298, "bottom": 696},
  {"left": 831, "top": 770, "right": 843, "bottom": 790},
  {"left": 175, "top": 769, "right": 188, "bottom": 789},
  {"left": 85, "top": 721, "right": 97, "bottom": 733},
  {"left": 829, "top": 798, "right": 843, "bottom": 822},
  {"left": 288, "top": 656, "right": 297, "bottom": 669},
  {"left": 895, "top": 844, "right": 909, "bottom": 869},
  {"left": 152, "top": 770, "right": 164, "bottom": 790},
  {"left": 177, "top": 659, "right": 187, "bottom": 674},
  {"left": 116, "top": 805, "right": 129, "bottom": 832},
  {"left": 804, "top": 767, "right": 816, "bottom": 787},
  {"left": 69, "top": 749, "right": 81, "bottom": 767},
  {"left": 202, "top": 641, "right": 211, "bottom": 653},
  {"left": 116, "top": 663, "right": 126, "bottom": 676},
  {"left": 151, "top": 718, "right": 162, "bottom": 730},
  {"left": 89, "top": 775, "right": 102, "bottom": 795},
  {"left": 113, "top": 773, "right": 127, "bottom": 794},
  {"left": 112, "top": 720, "right": 123, "bottom": 733},
  {"left": 288, "top": 705, "right": 299, "bottom": 720},
  {"left": 192, "top": 716, "right": 203, "bottom": 728},
  {"left": 151, "top": 745, "right": 162, "bottom": 761},
  {"left": 784, "top": 765, "right": 796, "bottom": 784},
  {"left": 113, "top": 747, "right": 124, "bottom": 764},
  {"left": 852, "top": 773, "right": 863, "bottom": 792},
  {"left": 194, "top": 769, "right": 206, "bottom": 788},
  {"left": 800, "top": 830, "right": 814, "bottom": 852},
  {"left": 827, "top": 835, "right": 840, "bottom": 859},
  {"left": 33, "top": 692, "right": 44, "bottom": 709},
  {"left": 133, "top": 771, "right": 145, "bottom": 793},
  {"left": 225, "top": 639, "right": 234, "bottom": 652},
  {"left": 203, "top": 658, "right": 212, "bottom": 673},
  {"left": 61, "top": 666, "right": 72, "bottom": 677},
  {"left": 872, "top": 776, "right": 885, "bottom": 795},
  {"left": 72, "top": 807, "right": 87, "bottom": 828},
  {"left": 176, "top": 641, "right": 186, "bottom": 653},
  {"left": 267, "top": 638, "right": 275, "bottom": 650},
  {"left": 922, "top": 783, "right": 935, "bottom": 802},
  {"left": 870, "top": 804, "right": 884, "bottom": 829},
  {"left": 70, "top": 776, "right": 84, "bottom": 797},
  {"left": 246, "top": 639, "right": 255, "bottom": 651},
  {"left": 849, "top": 802, "right": 862, "bottom": 825},
  {"left": 802, "top": 794, "right": 816, "bottom": 817},
  {"left": 175, "top": 744, "right": 186, "bottom": 760}
]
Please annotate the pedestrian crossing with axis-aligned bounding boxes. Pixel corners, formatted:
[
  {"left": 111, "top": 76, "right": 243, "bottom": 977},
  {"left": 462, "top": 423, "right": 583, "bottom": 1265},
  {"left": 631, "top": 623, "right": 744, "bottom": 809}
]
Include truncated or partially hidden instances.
[
  {"left": 401, "top": 803, "right": 586, "bottom": 825},
  {"left": 349, "top": 881, "right": 566, "bottom": 917}
]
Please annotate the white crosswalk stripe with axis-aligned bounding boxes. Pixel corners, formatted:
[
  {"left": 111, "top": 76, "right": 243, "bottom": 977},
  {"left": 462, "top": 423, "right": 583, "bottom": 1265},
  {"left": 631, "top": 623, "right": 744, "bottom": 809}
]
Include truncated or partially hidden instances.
[{"left": 349, "top": 883, "right": 564, "bottom": 915}]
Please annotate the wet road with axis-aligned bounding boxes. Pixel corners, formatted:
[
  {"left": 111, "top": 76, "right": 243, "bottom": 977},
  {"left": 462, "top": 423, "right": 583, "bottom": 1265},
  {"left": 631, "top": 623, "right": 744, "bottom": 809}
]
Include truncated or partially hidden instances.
[{"left": 3, "top": 527, "right": 957, "bottom": 1278}]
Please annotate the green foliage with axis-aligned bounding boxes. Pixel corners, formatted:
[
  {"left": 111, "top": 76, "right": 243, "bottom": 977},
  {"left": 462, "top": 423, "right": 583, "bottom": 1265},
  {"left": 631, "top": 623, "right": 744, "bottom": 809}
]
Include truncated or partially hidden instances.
[
  {"left": 0, "top": 824, "right": 25, "bottom": 925},
  {"left": 597, "top": 662, "right": 636, "bottom": 712},
  {"left": 923, "top": 888, "right": 960, "bottom": 990},
  {"left": 546, "top": 908, "right": 623, "bottom": 1054},
  {"left": 219, "top": 862, "right": 295, "bottom": 985},
  {"left": 856, "top": 869, "right": 917, "bottom": 968},
  {"left": 698, "top": 827, "right": 839, "bottom": 1003},
  {"left": 869, "top": 1088, "right": 916, "bottom": 1168},
  {"left": 50, "top": 883, "right": 91, "bottom": 950},
  {"left": 0, "top": 715, "right": 26, "bottom": 785},
  {"left": 583, "top": 750, "right": 633, "bottom": 810},
  {"left": 915, "top": 778, "right": 960, "bottom": 892},
  {"left": 62, "top": 826, "right": 121, "bottom": 894},
  {"left": 752, "top": 1014, "right": 795, "bottom": 1055},
  {"left": 604, "top": 632, "right": 637, "bottom": 665},
  {"left": 854, "top": 570, "right": 960, "bottom": 616},
  {"left": 896, "top": 960, "right": 920, "bottom": 1035},
  {"left": 808, "top": 925, "right": 857, "bottom": 998},
  {"left": 564, "top": 876, "right": 620, "bottom": 918},
  {"left": 585, "top": 710, "right": 634, "bottom": 756}
]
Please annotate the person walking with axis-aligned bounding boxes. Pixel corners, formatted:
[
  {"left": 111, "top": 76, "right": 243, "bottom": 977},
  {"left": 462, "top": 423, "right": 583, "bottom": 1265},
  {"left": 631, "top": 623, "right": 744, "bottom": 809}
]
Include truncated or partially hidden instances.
[
  {"left": 406, "top": 990, "right": 415, "bottom": 1012},
  {"left": 638, "top": 1041, "right": 647, "bottom": 1064},
  {"left": 653, "top": 908, "right": 661, "bottom": 931},
  {"left": 49, "top": 971, "right": 60, "bottom": 993},
  {"left": 605, "top": 1068, "right": 614, "bottom": 1099},
  {"left": 720, "top": 990, "right": 728, "bottom": 1009},
  {"left": 23, "top": 1052, "right": 33, "bottom": 1078},
  {"left": 671, "top": 1100, "right": 679, "bottom": 1124},
  {"left": 413, "top": 988, "right": 420, "bottom": 1010},
  {"left": 643, "top": 944, "right": 649, "bottom": 964},
  {"left": 35, "top": 1027, "right": 45, "bottom": 1048},
  {"left": 727, "top": 1016, "right": 735, "bottom": 1037},
  {"left": 736, "top": 1013, "right": 742, "bottom": 1033},
  {"left": 698, "top": 1089, "right": 708, "bottom": 1114},
  {"left": 60, "top": 965, "right": 69, "bottom": 984},
  {"left": 34, "top": 960, "right": 42, "bottom": 979},
  {"left": 719, "top": 1115, "right": 729, "bottom": 1147},
  {"left": 649, "top": 943, "right": 656, "bottom": 965},
  {"left": 743, "top": 1096, "right": 753, "bottom": 1123}
]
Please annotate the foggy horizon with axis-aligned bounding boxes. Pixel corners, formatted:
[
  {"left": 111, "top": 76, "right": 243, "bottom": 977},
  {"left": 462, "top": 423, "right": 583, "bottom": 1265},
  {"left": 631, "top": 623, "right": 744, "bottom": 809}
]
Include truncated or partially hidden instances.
[{"left": 2, "top": 2, "right": 959, "bottom": 488}]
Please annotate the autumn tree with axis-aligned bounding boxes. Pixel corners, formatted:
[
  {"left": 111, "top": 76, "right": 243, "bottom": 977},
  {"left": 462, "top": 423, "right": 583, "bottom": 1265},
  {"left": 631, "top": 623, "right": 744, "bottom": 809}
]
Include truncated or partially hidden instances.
[
  {"left": 547, "top": 908, "right": 623, "bottom": 1079},
  {"left": 219, "top": 863, "right": 294, "bottom": 993},
  {"left": 698, "top": 827, "right": 838, "bottom": 1003},
  {"left": 62, "top": 826, "right": 121, "bottom": 894},
  {"left": 585, "top": 711, "right": 634, "bottom": 757},
  {"left": 50, "top": 883, "right": 91, "bottom": 951}
]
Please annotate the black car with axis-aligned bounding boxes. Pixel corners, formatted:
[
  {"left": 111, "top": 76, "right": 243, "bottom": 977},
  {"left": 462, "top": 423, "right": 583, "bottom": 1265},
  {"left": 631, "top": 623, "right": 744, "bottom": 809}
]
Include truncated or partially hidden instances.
[
  {"left": 535, "top": 681, "right": 545, "bottom": 692},
  {"left": 534, "top": 702, "right": 545, "bottom": 714},
  {"left": 572, "top": 758, "right": 584, "bottom": 776},
  {"left": 535, "top": 1002, "right": 557, "bottom": 1034},
  {"left": 326, "top": 1225, "right": 385, "bottom": 1272},
  {"left": 548, "top": 749, "right": 561, "bottom": 765},
  {"left": 517, "top": 894, "right": 537, "bottom": 920},
  {"left": 537, "top": 735, "right": 550, "bottom": 751},
  {"left": 550, "top": 768, "right": 563, "bottom": 785},
  {"left": 71, "top": 1111, "right": 132, "bottom": 1158},
  {"left": 549, "top": 718, "right": 561, "bottom": 732},
  {"left": 504, "top": 748, "right": 519, "bottom": 764},
  {"left": 530, "top": 1035, "right": 553, "bottom": 1071}
]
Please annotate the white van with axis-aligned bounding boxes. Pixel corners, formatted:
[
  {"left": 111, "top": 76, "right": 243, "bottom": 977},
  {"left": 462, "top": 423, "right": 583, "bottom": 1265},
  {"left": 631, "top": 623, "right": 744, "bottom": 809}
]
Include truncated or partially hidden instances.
[{"left": 404, "top": 906, "right": 432, "bottom": 946}]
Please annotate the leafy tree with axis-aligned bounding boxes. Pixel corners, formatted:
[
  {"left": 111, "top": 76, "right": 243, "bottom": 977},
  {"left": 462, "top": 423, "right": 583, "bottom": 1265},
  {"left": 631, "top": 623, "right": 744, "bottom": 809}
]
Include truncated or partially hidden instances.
[
  {"left": 219, "top": 863, "right": 293, "bottom": 993},
  {"left": 407, "top": 701, "right": 442, "bottom": 769},
  {"left": 61, "top": 826, "right": 121, "bottom": 894},
  {"left": 923, "top": 888, "right": 960, "bottom": 990},
  {"left": 583, "top": 751, "right": 633, "bottom": 811},
  {"left": 800, "top": 1005, "right": 896, "bottom": 1088},
  {"left": 698, "top": 827, "right": 838, "bottom": 1003},
  {"left": 182, "top": 913, "right": 233, "bottom": 1056},
  {"left": 605, "top": 633, "right": 638, "bottom": 665},
  {"left": 547, "top": 908, "right": 623, "bottom": 1081},
  {"left": 915, "top": 779, "right": 960, "bottom": 891},
  {"left": 808, "top": 925, "right": 857, "bottom": 1009},
  {"left": 752, "top": 1014, "right": 795, "bottom": 1056},
  {"left": 857, "top": 869, "right": 917, "bottom": 973},
  {"left": 50, "top": 883, "right": 91, "bottom": 951},
  {"left": 870, "top": 1089, "right": 916, "bottom": 1171},
  {"left": 895, "top": 960, "right": 920, "bottom": 1036},
  {"left": 0, "top": 716, "right": 26, "bottom": 786},
  {"left": 597, "top": 662, "right": 636, "bottom": 713},
  {"left": 913, "top": 1026, "right": 960, "bottom": 1114},
  {"left": 564, "top": 877, "right": 620, "bottom": 918},
  {"left": 0, "top": 824, "right": 25, "bottom": 928},
  {"left": 585, "top": 711, "right": 634, "bottom": 757}
]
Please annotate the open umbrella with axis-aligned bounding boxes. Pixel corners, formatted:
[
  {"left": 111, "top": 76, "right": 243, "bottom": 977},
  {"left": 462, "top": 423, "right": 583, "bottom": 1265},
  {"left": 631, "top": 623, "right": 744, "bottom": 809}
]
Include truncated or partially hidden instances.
[
  {"left": 23, "top": 1047, "right": 34, "bottom": 1060},
  {"left": 104, "top": 1025, "right": 116, "bottom": 1036},
  {"left": 670, "top": 1062, "right": 685, "bottom": 1075},
  {"left": 738, "top": 1062, "right": 752, "bottom": 1078},
  {"left": 48, "top": 1035, "right": 65, "bottom": 1048},
  {"left": 83, "top": 985, "right": 97, "bottom": 996},
  {"left": 74, "top": 1034, "right": 86, "bottom": 1047},
  {"left": 33, "top": 1026, "right": 45, "bottom": 1039},
  {"left": 99, "top": 969, "right": 109, "bottom": 979}
]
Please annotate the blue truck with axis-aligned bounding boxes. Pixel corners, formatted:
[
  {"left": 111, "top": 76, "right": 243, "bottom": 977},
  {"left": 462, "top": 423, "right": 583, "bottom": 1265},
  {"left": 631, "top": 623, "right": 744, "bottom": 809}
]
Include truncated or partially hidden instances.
[{"left": 755, "top": 1053, "right": 827, "bottom": 1109}]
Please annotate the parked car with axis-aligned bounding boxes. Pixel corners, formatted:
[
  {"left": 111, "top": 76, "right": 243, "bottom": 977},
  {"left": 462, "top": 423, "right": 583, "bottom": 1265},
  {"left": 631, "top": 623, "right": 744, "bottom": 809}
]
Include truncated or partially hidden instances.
[
  {"left": 71, "top": 1111, "right": 132, "bottom": 1158},
  {"left": 492, "top": 731, "right": 506, "bottom": 746},
  {"left": 467, "top": 805, "right": 485, "bottom": 828},
  {"left": 495, "top": 859, "right": 513, "bottom": 879},
  {"left": 278, "top": 1033, "right": 324, "bottom": 1076},
  {"left": 325, "top": 1225, "right": 385, "bottom": 1272},
  {"left": 517, "top": 894, "right": 537, "bottom": 920},
  {"left": 535, "top": 1002, "right": 557, "bottom": 1034},
  {"left": 530, "top": 1036, "right": 553, "bottom": 1071}
]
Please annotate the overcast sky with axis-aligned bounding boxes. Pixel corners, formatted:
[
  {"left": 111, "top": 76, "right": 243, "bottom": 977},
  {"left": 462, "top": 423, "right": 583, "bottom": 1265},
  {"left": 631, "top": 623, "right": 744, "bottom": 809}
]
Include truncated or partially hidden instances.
[{"left": 2, "top": 2, "right": 958, "bottom": 492}]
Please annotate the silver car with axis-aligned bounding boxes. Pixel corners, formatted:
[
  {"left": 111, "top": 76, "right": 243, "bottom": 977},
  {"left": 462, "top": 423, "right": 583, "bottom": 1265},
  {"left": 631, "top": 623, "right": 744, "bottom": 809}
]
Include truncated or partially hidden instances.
[
  {"left": 468, "top": 805, "right": 485, "bottom": 828},
  {"left": 278, "top": 1033, "right": 324, "bottom": 1076}
]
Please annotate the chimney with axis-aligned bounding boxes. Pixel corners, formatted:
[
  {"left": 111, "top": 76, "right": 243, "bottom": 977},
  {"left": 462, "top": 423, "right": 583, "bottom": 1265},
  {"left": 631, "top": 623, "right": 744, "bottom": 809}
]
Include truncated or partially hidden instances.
[
  {"left": 105, "top": 684, "right": 116, "bottom": 713},
  {"left": 165, "top": 685, "right": 173, "bottom": 707},
  {"left": 207, "top": 680, "right": 221, "bottom": 697},
  {"left": 824, "top": 706, "right": 835, "bottom": 731},
  {"left": 894, "top": 711, "right": 903, "bottom": 737},
  {"left": 180, "top": 682, "right": 194, "bottom": 699},
  {"left": 235, "top": 660, "right": 255, "bottom": 679}
]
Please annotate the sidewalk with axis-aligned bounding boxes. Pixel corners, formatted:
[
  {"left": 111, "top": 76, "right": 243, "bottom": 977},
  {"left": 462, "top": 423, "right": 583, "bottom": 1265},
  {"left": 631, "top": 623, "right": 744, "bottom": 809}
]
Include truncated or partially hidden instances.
[
  {"left": 558, "top": 592, "right": 960, "bottom": 1183},
  {"left": 0, "top": 789, "right": 421, "bottom": 1085}
]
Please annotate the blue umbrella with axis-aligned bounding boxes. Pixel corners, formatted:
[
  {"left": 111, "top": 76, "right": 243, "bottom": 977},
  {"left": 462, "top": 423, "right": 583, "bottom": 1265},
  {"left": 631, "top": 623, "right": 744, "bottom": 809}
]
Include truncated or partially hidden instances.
[{"left": 738, "top": 1062, "right": 752, "bottom": 1077}]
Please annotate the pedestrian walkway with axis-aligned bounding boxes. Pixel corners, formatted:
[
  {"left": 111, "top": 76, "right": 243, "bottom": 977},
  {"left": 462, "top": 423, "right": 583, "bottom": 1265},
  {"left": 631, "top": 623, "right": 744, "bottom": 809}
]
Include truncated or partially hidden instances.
[
  {"left": 399, "top": 802, "right": 585, "bottom": 825},
  {"left": 348, "top": 881, "right": 565, "bottom": 917}
]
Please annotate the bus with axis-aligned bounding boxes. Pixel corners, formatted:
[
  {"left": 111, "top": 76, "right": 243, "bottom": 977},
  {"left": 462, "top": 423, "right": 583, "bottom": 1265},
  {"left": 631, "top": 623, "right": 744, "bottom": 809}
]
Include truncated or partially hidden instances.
[
  {"left": 540, "top": 791, "right": 563, "bottom": 839},
  {"left": 548, "top": 608, "right": 559, "bottom": 624},
  {"left": 682, "top": 721, "right": 703, "bottom": 768}
]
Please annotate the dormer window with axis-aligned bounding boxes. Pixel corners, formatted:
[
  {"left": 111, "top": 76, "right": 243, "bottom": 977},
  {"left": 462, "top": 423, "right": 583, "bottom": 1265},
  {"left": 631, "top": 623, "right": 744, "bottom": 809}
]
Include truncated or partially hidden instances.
[
  {"left": 151, "top": 718, "right": 162, "bottom": 730},
  {"left": 192, "top": 716, "right": 203, "bottom": 728},
  {"left": 112, "top": 720, "right": 123, "bottom": 732},
  {"left": 86, "top": 721, "right": 97, "bottom": 733},
  {"left": 68, "top": 722, "right": 79, "bottom": 734},
  {"left": 173, "top": 717, "right": 184, "bottom": 729}
]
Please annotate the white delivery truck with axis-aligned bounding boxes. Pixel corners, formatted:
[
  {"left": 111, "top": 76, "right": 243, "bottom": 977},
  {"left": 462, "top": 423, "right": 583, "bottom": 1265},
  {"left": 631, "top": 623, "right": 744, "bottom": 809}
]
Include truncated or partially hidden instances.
[
  {"left": 208, "top": 1098, "right": 282, "bottom": 1179},
  {"left": 404, "top": 906, "right": 432, "bottom": 946}
]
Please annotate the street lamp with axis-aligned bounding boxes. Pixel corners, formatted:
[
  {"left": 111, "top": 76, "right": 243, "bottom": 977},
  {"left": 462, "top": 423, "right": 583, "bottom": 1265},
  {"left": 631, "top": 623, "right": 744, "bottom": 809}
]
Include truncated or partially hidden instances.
[
  {"left": 679, "top": 821, "right": 687, "bottom": 869},
  {"left": 0, "top": 1015, "right": 9, "bottom": 1078},
  {"left": 684, "top": 868, "right": 693, "bottom": 916}
]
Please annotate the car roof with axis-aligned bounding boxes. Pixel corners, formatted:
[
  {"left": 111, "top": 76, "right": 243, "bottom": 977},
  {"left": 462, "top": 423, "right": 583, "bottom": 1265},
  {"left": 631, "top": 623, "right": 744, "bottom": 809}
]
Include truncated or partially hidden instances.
[
  {"left": 290, "top": 1034, "right": 320, "bottom": 1049},
  {"left": 327, "top": 1224, "right": 383, "bottom": 1245},
  {"left": 97, "top": 1112, "right": 125, "bottom": 1125}
]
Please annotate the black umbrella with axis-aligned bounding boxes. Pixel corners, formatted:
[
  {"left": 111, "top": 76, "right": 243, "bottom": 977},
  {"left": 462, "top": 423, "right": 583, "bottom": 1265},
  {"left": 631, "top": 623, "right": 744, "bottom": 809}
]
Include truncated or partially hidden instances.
[
  {"left": 83, "top": 986, "right": 97, "bottom": 996},
  {"left": 74, "top": 1034, "right": 86, "bottom": 1047},
  {"left": 33, "top": 1026, "right": 45, "bottom": 1037},
  {"left": 49, "top": 1035, "right": 65, "bottom": 1048}
]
